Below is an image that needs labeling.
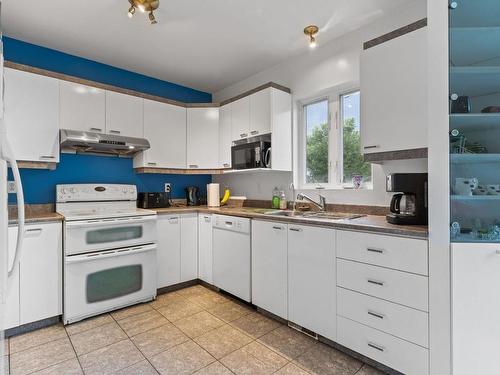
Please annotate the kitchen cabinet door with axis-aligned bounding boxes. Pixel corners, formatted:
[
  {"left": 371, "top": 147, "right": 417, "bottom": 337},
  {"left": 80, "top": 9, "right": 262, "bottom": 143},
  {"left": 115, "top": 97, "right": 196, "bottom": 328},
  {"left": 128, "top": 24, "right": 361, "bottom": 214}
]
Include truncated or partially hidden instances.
[
  {"left": 3, "top": 227, "right": 20, "bottom": 330},
  {"left": 136, "top": 100, "right": 186, "bottom": 169},
  {"left": 157, "top": 215, "right": 181, "bottom": 288},
  {"left": 19, "top": 223, "right": 62, "bottom": 325},
  {"left": 270, "top": 89, "right": 292, "bottom": 171},
  {"left": 59, "top": 80, "right": 105, "bottom": 134},
  {"left": 249, "top": 88, "right": 271, "bottom": 137},
  {"left": 288, "top": 225, "right": 336, "bottom": 340},
  {"left": 452, "top": 243, "right": 500, "bottom": 375},
  {"left": 186, "top": 107, "right": 219, "bottom": 169},
  {"left": 219, "top": 104, "right": 232, "bottom": 168},
  {"left": 360, "top": 27, "right": 427, "bottom": 154},
  {"left": 231, "top": 96, "right": 250, "bottom": 141},
  {"left": 105, "top": 91, "right": 143, "bottom": 138},
  {"left": 252, "top": 220, "right": 288, "bottom": 319},
  {"left": 4, "top": 68, "right": 60, "bottom": 163},
  {"left": 180, "top": 213, "right": 198, "bottom": 282},
  {"left": 198, "top": 214, "right": 213, "bottom": 284}
]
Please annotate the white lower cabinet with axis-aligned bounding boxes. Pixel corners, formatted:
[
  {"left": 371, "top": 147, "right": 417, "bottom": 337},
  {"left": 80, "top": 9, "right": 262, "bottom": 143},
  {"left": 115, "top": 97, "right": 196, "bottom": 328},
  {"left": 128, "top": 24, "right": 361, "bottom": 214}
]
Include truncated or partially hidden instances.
[
  {"left": 452, "top": 243, "right": 500, "bottom": 375},
  {"left": 180, "top": 213, "right": 198, "bottom": 282},
  {"left": 288, "top": 224, "right": 336, "bottom": 340},
  {"left": 337, "top": 316, "right": 428, "bottom": 375},
  {"left": 157, "top": 215, "right": 181, "bottom": 288},
  {"left": 4, "top": 222, "right": 62, "bottom": 330},
  {"left": 198, "top": 214, "right": 213, "bottom": 283},
  {"left": 251, "top": 220, "right": 288, "bottom": 319}
]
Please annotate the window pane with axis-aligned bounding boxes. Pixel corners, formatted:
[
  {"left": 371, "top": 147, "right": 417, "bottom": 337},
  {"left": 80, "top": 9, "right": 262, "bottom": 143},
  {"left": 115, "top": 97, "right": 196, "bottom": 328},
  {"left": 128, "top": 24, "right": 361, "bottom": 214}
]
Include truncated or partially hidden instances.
[
  {"left": 341, "top": 91, "right": 371, "bottom": 186},
  {"left": 86, "top": 226, "right": 143, "bottom": 245},
  {"left": 305, "top": 100, "right": 329, "bottom": 184},
  {"left": 86, "top": 265, "right": 143, "bottom": 303}
]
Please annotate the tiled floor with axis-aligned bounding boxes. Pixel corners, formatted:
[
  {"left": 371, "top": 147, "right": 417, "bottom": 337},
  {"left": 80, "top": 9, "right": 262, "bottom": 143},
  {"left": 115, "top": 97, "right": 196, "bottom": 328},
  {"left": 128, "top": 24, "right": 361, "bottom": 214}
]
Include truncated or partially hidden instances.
[{"left": 4, "top": 285, "right": 387, "bottom": 375}]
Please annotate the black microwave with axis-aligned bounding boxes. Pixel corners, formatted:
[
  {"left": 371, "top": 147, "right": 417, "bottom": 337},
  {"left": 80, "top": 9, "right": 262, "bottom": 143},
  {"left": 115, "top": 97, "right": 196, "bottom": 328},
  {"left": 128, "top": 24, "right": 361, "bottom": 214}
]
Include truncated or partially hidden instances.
[{"left": 231, "top": 139, "right": 271, "bottom": 170}]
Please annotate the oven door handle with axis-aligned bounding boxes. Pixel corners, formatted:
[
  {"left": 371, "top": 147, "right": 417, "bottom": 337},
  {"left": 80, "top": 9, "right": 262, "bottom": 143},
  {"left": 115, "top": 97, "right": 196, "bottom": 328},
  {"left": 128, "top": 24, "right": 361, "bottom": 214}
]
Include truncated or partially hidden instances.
[
  {"left": 65, "top": 215, "right": 157, "bottom": 229},
  {"left": 65, "top": 244, "right": 157, "bottom": 264}
]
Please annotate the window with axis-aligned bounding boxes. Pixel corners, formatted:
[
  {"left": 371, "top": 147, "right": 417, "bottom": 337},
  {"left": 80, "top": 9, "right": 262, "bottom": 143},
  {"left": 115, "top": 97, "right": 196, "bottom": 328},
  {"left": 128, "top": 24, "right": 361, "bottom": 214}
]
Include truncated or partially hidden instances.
[{"left": 301, "top": 90, "right": 371, "bottom": 189}]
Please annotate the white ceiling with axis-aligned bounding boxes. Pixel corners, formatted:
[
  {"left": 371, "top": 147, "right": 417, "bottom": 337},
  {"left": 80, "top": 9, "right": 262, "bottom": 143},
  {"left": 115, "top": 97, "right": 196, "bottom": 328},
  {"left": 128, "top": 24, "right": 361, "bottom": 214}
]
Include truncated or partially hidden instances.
[{"left": 4, "top": 0, "right": 414, "bottom": 93}]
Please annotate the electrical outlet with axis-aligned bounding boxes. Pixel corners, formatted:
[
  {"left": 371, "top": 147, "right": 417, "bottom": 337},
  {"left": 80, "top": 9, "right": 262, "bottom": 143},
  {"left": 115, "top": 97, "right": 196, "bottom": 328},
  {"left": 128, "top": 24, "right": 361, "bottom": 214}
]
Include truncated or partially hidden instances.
[
  {"left": 164, "top": 183, "right": 171, "bottom": 193},
  {"left": 7, "top": 181, "right": 16, "bottom": 193}
]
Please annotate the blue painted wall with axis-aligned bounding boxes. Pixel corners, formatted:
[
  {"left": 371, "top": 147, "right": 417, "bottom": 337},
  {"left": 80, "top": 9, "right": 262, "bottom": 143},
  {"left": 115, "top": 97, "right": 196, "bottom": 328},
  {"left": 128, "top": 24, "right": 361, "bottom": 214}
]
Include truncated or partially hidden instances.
[{"left": 5, "top": 37, "right": 213, "bottom": 204}]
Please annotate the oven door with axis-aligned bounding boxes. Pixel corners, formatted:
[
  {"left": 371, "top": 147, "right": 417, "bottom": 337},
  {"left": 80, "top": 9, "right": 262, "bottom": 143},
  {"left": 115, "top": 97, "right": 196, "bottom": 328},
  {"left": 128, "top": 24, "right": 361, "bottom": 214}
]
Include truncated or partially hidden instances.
[
  {"left": 63, "top": 244, "right": 157, "bottom": 324},
  {"left": 231, "top": 142, "right": 259, "bottom": 169},
  {"left": 65, "top": 215, "right": 157, "bottom": 255}
]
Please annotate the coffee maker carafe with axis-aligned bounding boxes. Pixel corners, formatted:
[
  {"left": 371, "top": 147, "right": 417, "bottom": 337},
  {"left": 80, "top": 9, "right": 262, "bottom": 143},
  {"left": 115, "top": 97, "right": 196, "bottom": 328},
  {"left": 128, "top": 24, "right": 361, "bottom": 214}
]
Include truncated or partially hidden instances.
[{"left": 386, "top": 173, "right": 428, "bottom": 225}]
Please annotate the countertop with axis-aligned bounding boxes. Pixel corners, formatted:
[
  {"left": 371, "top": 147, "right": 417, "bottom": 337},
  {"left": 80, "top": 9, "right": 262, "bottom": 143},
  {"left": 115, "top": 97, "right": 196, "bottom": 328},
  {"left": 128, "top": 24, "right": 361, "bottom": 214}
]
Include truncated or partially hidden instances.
[
  {"left": 154, "top": 205, "right": 428, "bottom": 239},
  {"left": 8, "top": 211, "right": 64, "bottom": 225}
]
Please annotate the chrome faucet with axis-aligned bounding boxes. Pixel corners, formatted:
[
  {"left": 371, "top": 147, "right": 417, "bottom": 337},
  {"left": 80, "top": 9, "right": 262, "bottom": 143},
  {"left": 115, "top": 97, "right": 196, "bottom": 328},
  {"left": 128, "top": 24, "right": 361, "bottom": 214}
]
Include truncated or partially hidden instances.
[{"left": 296, "top": 192, "right": 327, "bottom": 212}]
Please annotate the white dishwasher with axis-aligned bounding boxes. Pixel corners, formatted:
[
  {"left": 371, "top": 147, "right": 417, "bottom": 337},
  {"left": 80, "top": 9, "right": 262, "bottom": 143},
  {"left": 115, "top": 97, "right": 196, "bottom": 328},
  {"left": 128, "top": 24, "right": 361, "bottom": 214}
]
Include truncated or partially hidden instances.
[{"left": 212, "top": 215, "right": 251, "bottom": 302}]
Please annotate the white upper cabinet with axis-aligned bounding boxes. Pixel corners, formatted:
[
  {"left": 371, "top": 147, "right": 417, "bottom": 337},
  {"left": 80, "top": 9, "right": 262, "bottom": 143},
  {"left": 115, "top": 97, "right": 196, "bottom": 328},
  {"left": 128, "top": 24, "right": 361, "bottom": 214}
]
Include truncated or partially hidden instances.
[
  {"left": 105, "top": 91, "right": 143, "bottom": 138},
  {"left": 249, "top": 88, "right": 272, "bottom": 136},
  {"left": 270, "top": 88, "right": 292, "bottom": 171},
  {"left": 4, "top": 68, "right": 60, "bottom": 163},
  {"left": 186, "top": 107, "right": 219, "bottom": 169},
  {"left": 219, "top": 104, "right": 232, "bottom": 168},
  {"left": 135, "top": 99, "right": 186, "bottom": 169},
  {"left": 231, "top": 96, "right": 250, "bottom": 141},
  {"left": 360, "top": 27, "right": 428, "bottom": 154},
  {"left": 59, "top": 80, "right": 106, "bottom": 133}
]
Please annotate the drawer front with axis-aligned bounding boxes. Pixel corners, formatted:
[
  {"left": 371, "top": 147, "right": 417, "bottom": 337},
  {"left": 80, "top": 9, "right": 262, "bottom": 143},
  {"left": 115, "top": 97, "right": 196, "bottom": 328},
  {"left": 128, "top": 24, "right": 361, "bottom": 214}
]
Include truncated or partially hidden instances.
[
  {"left": 337, "top": 316, "right": 429, "bottom": 375},
  {"left": 337, "top": 230, "right": 428, "bottom": 275},
  {"left": 337, "top": 288, "right": 428, "bottom": 347},
  {"left": 337, "top": 259, "right": 428, "bottom": 311}
]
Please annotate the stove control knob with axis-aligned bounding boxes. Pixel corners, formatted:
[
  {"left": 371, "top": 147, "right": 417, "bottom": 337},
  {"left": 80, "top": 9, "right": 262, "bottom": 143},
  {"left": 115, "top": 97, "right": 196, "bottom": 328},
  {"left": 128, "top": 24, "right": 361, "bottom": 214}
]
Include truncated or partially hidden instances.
[
  {"left": 61, "top": 188, "right": 67, "bottom": 195},
  {"left": 70, "top": 188, "right": 76, "bottom": 194}
]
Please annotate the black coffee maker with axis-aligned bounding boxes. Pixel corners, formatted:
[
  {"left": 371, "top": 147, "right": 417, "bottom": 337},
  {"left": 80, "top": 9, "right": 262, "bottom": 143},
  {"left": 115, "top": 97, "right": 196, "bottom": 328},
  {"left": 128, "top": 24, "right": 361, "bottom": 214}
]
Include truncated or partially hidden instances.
[
  {"left": 386, "top": 173, "right": 428, "bottom": 225},
  {"left": 185, "top": 186, "right": 201, "bottom": 206}
]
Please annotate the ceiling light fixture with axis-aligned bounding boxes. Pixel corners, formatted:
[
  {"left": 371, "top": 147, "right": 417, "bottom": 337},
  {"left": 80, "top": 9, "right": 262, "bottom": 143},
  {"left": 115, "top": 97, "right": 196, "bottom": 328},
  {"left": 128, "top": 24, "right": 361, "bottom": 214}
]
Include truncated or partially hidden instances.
[
  {"left": 304, "top": 25, "right": 319, "bottom": 48},
  {"left": 127, "top": 0, "right": 159, "bottom": 24}
]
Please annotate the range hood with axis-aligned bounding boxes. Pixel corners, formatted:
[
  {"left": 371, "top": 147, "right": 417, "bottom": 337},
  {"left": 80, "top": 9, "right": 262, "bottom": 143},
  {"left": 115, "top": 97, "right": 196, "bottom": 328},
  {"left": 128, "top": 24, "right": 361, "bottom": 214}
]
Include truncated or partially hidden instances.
[{"left": 60, "top": 129, "right": 150, "bottom": 156}]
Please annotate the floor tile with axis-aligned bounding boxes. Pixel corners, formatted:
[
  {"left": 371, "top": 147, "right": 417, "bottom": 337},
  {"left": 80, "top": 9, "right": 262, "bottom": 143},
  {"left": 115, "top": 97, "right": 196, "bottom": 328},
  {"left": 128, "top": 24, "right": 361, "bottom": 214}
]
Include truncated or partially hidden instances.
[
  {"left": 188, "top": 292, "right": 231, "bottom": 309},
  {"left": 231, "top": 312, "right": 282, "bottom": 338},
  {"left": 356, "top": 365, "right": 388, "bottom": 375},
  {"left": 258, "top": 326, "right": 317, "bottom": 360},
  {"left": 9, "top": 337, "right": 75, "bottom": 375},
  {"left": 31, "top": 358, "right": 83, "bottom": 375},
  {"left": 207, "top": 300, "right": 254, "bottom": 323},
  {"left": 117, "top": 310, "right": 169, "bottom": 337},
  {"left": 111, "top": 303, "right": 154, "bottom": 321},
  {"left": 173, "top": 311, "right": 225, "bottom": 338},
  {"left": 131, "top": 323, "right": 189, "bottom": 358},
  {"left": 114, "top": 360, "right": 159, "bottom": 375},
  {"left": 69, "top": 322, "right": 127, "bottom": 356},
  {"left": 149, "top": 340, "right": 215, "bottom": 375},
  {"left": 176, "top": 285, "right": 212, "bottom": 298},
  {"left": 221, "top": 341, "right": 288, "bottom": 375},
  {"left": 194, "top": 324, "right": 253, "bottom": 359},
  {"left": 78, "top": 339, "right": 144, "bottom": 375},
  {"left": 275, "top": 363, "right": 310, "bottom": 375},
  {"left": 150, "top": 292, "right": 186, "bottom": 310},
  {"left": 156, "top": 299, "right": 204, "bottom": 322},
  {"left": 9, "top": 324, "right": 67, "bottom": 354},
  {"left": 294, "top": 343, "right": 363, "bottom": 375},
  {"left": 65, "top": 314, "right": 114, "bottom": 336},
  {"left": 193, "top": 361, "right": 233, "bottom": 375}
]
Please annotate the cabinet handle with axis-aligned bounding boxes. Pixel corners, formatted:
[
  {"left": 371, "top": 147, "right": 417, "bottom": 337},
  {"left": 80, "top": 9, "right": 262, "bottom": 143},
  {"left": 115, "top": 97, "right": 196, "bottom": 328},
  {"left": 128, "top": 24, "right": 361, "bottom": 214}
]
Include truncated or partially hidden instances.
[
  {"left": 250, "top": 130, "right": 259, "bottom": 135},
  {"left": 240, "top": 133, "right": 248, "bottom": 138},
  {"left": 272, "top": 226, "right": 283, "bottom": 230},
  {"left": 367, "top": 278, "right": 385, "bottom": 286},
  {"left": 189, "top": 164, "right": 199, "bottom": 169},
  {"left": 204, "top": 216, "right": 211, "bottom": 222},
  {"left": 367, "top": 247, "right": 385, "bottom": 254},
  {"left": 289, "top": 227, "right": 302, "bottom": 232},
  {"left": 225, "top": 221, "right": 234, "bottom": 226},
  {"left": 223, "top": 163, "right": 230, "bottom": 168},
  {"left": 363, "top": 145, "right": 380, "bottom": 150},
  {"left": 25, "top": 228, "right": 42, "bottom": 237},
  {"left": 109, "top": 130, "right": 121, "bottom": 134},
  {"left": 367, "top": 310, "right": 385, "bottom": 320},
  {"left": 367, "top": 342, "right": 385, "bottom": 352},
  {"left": 39, "top": 155, "right": 55, "bottom": 160},
  {"left": 168, "top": 217, "right": 179, "bottom": 223},
  {"left": 90, "top": 127, "right": 103, "bottom": 132},
  {"left": 147, "top": 162, "right": 157, "bottom": 166}
]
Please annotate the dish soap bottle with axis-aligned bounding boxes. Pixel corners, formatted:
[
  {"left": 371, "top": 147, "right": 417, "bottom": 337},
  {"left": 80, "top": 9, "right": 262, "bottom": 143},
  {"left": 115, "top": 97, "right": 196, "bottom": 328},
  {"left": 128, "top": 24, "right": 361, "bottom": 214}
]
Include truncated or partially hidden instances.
[
  {"left": 279, "top": 190, "right": 287, "bottom": 210},
  {"left": 272, "top": 187, "right": 280, "bottom": 209}
]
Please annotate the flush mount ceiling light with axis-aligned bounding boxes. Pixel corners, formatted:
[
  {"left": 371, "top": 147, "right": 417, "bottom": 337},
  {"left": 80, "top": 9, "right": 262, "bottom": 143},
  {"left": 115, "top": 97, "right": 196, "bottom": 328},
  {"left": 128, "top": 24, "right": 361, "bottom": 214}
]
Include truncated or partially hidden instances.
[
  {"left": 128, "top": 0, "right": 159, "bottom": 24},
  {"left": 304, "top": 25, "right": 319, "bottom": 48}
]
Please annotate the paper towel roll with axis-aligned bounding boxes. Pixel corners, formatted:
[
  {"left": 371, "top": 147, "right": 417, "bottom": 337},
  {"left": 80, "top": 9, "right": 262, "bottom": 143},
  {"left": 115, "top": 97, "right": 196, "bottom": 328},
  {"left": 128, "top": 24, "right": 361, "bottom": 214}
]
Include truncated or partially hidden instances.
[{"left": 207, "top": 183, "right": 220, "bottom": 207}]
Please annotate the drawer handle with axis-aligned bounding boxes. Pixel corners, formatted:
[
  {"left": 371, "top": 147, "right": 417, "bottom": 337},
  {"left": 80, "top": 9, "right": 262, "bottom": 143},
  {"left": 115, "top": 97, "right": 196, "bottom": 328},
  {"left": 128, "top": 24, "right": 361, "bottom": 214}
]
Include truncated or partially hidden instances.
[
  {"left": 40, "top": 155, "right": 56, "bottom": 160},
  {"left": 109, "top": 130, "right": 121, "bottom": 134},
  {"left": 289, "top": 228, "right": 302, "bottom": 232},
  {"left": 367, "top": 278, "right": 385, "bottom": 287},
  {"left": 189, "top": 164, "right": 199, "bottom": 168},
  {"left": 147, "top": 162, "right": 157, "bottom": 166},
  {"left": 90, "top": 127, "right": 103, "bottom": 132},
  {"left": 273, "top": 226, "right": 283, "bottom": 230},
  {"left": 250, "top": 130, "right": 259, "bottom": 135},
  {"left": 367, "top": 310, "right": 385, "bottom": 320},
  {"left": 367, "top": 342, "right": 385, "bottom": 352},
  {"left": 367, "top": 247, "right": 385, "bottom": 254},
  {"left": 240, "top": 133, "right": 248, "bottom": 138},
  {"left": 363, "top": 145, "right": 380, "bottom": 149},
  {"left": 225, "top": 221, "right": 234, "bottom": 226}
]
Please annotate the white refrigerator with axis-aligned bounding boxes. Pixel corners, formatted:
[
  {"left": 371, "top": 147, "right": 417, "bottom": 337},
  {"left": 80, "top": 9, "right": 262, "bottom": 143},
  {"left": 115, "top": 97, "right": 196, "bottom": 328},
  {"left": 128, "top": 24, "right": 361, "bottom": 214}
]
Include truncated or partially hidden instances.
[{"left": 0, "top": 2, "right": 25, "bottom": 372}]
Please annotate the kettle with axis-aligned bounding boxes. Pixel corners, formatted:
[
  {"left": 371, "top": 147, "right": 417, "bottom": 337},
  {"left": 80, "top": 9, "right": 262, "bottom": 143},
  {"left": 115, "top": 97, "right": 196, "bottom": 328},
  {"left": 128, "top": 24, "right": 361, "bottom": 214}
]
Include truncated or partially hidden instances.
[{"left": 185, "top": 186, "right": 200, "bottom": 206}]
